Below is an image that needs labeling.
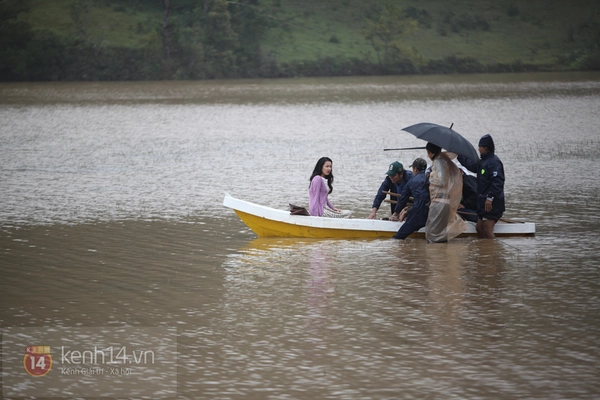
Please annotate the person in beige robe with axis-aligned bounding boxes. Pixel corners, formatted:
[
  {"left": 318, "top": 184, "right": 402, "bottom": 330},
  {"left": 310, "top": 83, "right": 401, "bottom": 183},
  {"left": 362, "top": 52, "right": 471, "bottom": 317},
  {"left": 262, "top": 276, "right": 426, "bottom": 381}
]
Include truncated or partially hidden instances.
[{"left": 425, "top": 142, "right": 466, "bottom": 243}]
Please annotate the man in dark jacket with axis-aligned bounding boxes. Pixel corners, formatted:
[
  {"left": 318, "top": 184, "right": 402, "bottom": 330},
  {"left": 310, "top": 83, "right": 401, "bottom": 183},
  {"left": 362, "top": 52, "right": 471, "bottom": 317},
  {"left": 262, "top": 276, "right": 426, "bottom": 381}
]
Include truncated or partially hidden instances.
[
  {"left": 367, "top": 161, "right": 414, "bottom": 219},
  {"left": 391, "top": 158, "right": 430, "bottom": 239},
  {"left": 457, "top": 134, "right": 505, "bottom": 238}
]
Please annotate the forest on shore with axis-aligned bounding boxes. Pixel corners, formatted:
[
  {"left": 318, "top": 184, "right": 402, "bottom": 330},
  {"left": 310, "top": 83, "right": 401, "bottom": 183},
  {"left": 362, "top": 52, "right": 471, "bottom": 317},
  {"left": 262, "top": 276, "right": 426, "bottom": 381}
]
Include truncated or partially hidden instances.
[{"left": 1, "top": 0, "right": 599, "bottom": 81}]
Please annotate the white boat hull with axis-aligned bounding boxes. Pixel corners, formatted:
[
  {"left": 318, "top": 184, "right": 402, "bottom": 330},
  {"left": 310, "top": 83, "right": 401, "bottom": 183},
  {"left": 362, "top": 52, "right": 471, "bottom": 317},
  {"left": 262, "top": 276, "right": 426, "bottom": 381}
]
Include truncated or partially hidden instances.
[{"left": 223, "top": 194, "right": 535, "bottom": 239}]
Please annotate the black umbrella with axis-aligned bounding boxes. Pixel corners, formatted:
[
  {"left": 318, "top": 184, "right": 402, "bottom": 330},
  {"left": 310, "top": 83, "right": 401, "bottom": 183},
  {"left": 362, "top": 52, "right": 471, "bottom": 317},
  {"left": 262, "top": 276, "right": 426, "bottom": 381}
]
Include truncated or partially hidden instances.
[{"left": 397, "top": 122, "right": 479, "bottom": 162}]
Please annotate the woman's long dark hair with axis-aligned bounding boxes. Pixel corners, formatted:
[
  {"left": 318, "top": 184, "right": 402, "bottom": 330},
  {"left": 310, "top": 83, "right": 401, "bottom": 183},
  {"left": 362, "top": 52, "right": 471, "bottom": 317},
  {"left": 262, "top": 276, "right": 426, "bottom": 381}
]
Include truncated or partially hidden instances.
[{"left": 309, "top": 157, "right": 334, "bottom": 194}]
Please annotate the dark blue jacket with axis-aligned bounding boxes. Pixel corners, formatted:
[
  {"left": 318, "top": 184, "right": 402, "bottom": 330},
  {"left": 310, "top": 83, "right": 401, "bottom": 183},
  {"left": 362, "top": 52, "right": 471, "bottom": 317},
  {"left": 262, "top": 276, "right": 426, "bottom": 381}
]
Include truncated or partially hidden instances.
[
  {"left": 372, "top": 171, "right": 414, "bottom": 213},
  {"left": 457, "top": 152, "right": 505, "bottom": 200},
  {"left": 392, "top": 170, "right": 430, "bottom": 239},
  {"left": 395, "top": 170, "right": 429, "bottom": 215}
]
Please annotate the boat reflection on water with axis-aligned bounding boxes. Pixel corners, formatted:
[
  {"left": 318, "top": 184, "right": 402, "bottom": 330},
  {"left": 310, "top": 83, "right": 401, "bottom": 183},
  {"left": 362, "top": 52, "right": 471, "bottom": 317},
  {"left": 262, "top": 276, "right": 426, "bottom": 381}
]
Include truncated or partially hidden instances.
[
  {"left": 419, "top": 240, "right": 508, "bottom": 347},
  {"left": 207, "top": 232, "right": 596, "bottom": 397},
  {"left": 424, "top": 241, "right": 468, "bottom": 339},
  {"left": 225, "top": 237, "right": 509, "bottom": 339},
  {"left": 305, "top": 245, "right": 335, "bottom": 336},
  {"left": 224, "top": 238, "right": 339, "bottom": 337}
]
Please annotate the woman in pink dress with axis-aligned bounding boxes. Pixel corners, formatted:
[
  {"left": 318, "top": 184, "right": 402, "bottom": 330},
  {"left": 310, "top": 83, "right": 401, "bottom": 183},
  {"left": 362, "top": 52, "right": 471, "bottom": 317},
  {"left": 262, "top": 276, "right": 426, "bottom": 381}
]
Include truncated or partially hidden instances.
[{"left": 308, "top": 157, "right": 352, "bottom": 218}]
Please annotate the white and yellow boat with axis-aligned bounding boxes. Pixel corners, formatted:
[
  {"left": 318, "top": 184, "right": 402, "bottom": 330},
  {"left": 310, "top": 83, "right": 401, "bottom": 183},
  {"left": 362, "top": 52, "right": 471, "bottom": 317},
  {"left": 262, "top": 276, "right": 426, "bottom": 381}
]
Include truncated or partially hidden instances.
[{"left": 223, "top": 194, "right": 536, "bottom": 239}]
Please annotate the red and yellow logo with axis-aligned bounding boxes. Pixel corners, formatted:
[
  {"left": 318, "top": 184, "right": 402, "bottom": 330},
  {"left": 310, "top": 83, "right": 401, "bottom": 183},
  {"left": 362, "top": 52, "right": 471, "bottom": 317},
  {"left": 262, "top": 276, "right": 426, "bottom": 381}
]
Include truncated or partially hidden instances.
[{"left": 23, "top": 346, "right": 52, "bottom": 377}]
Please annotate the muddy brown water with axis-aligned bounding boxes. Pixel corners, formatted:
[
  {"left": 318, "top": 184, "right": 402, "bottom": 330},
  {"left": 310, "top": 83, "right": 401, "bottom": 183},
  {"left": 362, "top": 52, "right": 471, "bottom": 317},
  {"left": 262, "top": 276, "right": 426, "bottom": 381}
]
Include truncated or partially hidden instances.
[{"left": 1, "top": 72, "right": 599, "bottom": 399}]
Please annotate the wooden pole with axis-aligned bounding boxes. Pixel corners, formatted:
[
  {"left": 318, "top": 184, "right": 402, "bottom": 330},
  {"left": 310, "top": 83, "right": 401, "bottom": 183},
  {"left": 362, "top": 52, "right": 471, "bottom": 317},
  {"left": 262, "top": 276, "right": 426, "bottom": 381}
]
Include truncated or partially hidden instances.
[{"left": 384, "top": 146, "right": 427, "bottom": 151}]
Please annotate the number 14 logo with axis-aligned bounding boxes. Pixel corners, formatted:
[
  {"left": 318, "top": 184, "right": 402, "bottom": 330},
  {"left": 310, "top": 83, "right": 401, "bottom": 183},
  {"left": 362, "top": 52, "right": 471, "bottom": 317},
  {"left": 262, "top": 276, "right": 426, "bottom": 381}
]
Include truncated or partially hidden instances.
[{"left": 24, "top": 346, "right": 52, "bottom": 377}]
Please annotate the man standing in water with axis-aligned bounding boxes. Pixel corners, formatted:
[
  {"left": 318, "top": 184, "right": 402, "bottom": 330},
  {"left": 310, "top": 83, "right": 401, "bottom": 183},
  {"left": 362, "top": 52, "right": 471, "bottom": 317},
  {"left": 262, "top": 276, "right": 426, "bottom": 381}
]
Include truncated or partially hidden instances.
[
  {"left": 457, "top": 134, "right": 505, "bottom": 239},
  {"left": 425, "top": 142, "right": 466, "bottom": 243},
  {"left": 390, "top": 158, "right": 429, "bottom": 239}
]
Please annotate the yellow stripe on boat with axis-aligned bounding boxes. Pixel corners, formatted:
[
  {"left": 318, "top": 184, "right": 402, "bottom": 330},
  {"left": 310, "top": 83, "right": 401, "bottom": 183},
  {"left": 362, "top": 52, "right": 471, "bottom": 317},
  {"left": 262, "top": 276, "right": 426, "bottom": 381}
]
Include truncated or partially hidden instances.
[{"left": 234, "top": 209, "right": 397, "bottom": 238}]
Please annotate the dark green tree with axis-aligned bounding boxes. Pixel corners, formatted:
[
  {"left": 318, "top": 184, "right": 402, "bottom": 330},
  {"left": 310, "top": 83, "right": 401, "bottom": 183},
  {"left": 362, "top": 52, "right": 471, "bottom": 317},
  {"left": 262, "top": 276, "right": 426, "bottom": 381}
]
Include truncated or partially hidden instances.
[
  {"left": 204, "top": 0, "right": 238, "bottom": 77},
  {"left": 227, "top": 0, "right": 275, "bottom": 77},
  {"left": 173, "top": 5, "right": 206, "bottom": 79},
  {"left": 362, "top": 4, "right": 418, "bottom": 70},
  {"left": 0, "top": 0, "right": 33, "bottom": 80},
  {"left": 69, "top": 0, "right": 91, "bottom": 40},
  {"left": 161, "top": 0, "right": 176, "bottom": 76}
]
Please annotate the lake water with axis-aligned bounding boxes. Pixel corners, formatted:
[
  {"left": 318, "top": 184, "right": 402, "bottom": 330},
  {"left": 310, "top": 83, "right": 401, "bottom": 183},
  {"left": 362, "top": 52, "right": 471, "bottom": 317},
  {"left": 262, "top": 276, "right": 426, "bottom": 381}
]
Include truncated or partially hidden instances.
[{"left": 1, "top": 72, "right": 599, "bottom": 399}]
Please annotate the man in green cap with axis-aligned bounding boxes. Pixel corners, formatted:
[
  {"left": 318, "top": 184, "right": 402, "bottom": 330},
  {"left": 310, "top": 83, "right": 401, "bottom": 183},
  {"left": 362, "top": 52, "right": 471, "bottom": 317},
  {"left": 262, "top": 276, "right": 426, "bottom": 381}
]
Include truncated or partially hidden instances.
[{"left": 367, "top": 161, "right": 413, "bottom": 219}]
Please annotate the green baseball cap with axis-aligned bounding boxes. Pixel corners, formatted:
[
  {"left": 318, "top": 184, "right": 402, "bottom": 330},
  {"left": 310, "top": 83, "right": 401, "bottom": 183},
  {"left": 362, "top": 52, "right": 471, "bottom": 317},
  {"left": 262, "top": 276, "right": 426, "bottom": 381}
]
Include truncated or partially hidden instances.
[{"left": 386, "top": 161, "right": 404, "bottom": 176}]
